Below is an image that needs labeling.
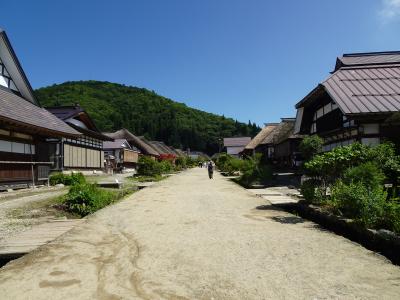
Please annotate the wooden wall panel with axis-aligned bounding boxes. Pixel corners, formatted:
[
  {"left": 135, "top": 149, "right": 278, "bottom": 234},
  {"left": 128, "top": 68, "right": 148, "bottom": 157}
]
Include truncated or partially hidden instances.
[
  {"left": 64, "top": 144, "right": 70, "bottom": 167},
  {"left": 62, "top": 144, "right": 103, "bottom": 169},
  {"left": 123, "top": 150, "right": 138, "bottom": 163}
]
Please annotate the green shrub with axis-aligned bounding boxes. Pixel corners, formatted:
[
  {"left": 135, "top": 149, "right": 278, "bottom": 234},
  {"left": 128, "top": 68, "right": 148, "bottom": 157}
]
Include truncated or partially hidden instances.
[
  {"left": 64, "top": 183, "right": 116, "bottom": 216},
  {"left": 300, "top": 179, "right": 322, "bottom": 203},
  {"left": 159, "top": 160, "right": 174, "bottom": 174},
  {"left": 382, "top": 201, "right": 400, "bottom": 234},
  {"left": 304, "top": 143, "right": 371, "bottom": 184},
  {"left": 50, "top": 172, "right": 86, "bottom": 186},
  {"left": 331, "top": 181, "right": 386, "bottom": 227},
  {"left": 299, "top": 135, "right": 323, "bottom": 161},
  {"left": 49, "top": 173, "right": 66, "bottom": 185},
  {"left": 238, "top": 155, "right": 273, "bottom": 186},
  {"left": 137, "top": 156, "right": 162, "bottom": 176},
  {"left": 343, "top": 162, "right": 385, "bottom": 191},
  {"left": 175, "top": 156, "right": 187, "bottom": 169}
]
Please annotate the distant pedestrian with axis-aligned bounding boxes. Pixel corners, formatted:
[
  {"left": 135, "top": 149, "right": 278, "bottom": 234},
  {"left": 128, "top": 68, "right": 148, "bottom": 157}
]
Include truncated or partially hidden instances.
[{"left": 207, "top": 161, "right": 214, "bottom": 179}]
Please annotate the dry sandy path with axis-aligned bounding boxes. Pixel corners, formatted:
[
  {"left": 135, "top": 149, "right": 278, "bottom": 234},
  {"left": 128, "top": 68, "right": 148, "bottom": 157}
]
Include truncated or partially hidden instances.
[{"left": 1, "top": 169, "right": 400, "bottom": 299}]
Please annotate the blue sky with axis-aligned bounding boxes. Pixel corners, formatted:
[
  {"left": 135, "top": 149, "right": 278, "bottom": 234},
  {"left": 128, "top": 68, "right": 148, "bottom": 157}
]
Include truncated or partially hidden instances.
[{"left": 2, "top": 0, "right": 400, "bottom": 125}]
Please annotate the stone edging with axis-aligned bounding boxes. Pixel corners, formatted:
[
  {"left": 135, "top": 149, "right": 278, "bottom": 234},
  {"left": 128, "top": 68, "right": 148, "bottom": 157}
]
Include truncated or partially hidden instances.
[{"left": 276, "top": 201, "right": 400, "bottom": 265}]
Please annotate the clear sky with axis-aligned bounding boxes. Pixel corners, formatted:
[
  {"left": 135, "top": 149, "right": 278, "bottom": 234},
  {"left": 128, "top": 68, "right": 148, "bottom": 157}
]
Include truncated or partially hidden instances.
[{"left": 2, "top": 0, "right": 400, "bottom": 125}]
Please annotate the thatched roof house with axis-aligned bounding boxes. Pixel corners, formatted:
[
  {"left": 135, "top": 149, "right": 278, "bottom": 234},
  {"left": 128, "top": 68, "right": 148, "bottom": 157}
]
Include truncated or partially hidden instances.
[{"left": 104, "top": 128, "right": 159, "bottom": 157}]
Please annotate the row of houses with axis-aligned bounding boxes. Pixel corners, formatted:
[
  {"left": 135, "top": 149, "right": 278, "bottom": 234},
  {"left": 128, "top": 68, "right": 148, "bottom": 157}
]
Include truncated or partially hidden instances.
[
  {"left": 228, "top": 51, "right": 400, "bottom": 168},
  {"left": 0, "top": 29, "right": 185, "bottom": 190}
]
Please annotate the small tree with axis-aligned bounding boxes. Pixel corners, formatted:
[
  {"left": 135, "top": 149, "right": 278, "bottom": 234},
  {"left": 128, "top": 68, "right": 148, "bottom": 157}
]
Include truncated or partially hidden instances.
[{"left": 299, "top": 135, "right": 323, "bottom": 161}]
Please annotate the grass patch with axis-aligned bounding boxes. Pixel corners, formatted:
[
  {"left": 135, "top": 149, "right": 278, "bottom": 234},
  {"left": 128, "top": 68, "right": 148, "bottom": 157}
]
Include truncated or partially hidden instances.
[
  {"left": 130, "top": 175, "right": 165, "bottom": 183},
  {"left": 6, "top": 194, "right": 78, "bottom": 220},
  {"left": 62, "top": 183, "right": 134, "bottom": 217}
]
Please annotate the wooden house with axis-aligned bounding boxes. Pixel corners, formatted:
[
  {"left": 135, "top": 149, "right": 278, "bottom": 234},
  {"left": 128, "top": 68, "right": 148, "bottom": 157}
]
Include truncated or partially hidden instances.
[
  {"left": 0, "top": 29, "right": 80, "bottom": 189},
  {"left": 45, "top": 105, "right": 112, "bottom": 172},
  {"left": 105, "top": 128, "right": 159, "bottom": 159},
  {"left": 103, "top": 139, "right": 140, "bottom": 172},
  {"left": 294, "top": 51, "right": 400, "bottom": 151},
  {"left": 271, "top": 118, "right": 304, "bottom": 167},
  {"left": 223, "top": 137, "right": 251, "bottom": 157},
  {"left": 147, "top": 141, "right": 177, "bottom": 162},
  {"left": 242, "top": 123, "right": 278, "bottom": 157}
]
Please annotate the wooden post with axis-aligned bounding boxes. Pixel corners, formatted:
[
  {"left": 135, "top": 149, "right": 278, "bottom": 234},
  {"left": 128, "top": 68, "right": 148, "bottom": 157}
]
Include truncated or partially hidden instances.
[{"left": 31, "top": 163, "right": 35, "bottom": 188}]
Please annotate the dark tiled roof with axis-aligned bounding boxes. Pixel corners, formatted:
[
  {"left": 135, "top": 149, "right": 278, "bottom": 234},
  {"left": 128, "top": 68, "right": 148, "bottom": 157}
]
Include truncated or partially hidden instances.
[
  {"left": 323, "top": 65, "right": 400, "bottom": 114},
  {"left": 0, "top": 88, "right": 80, "bottom": 137},
  {"left": 105, "top": 129, "right": 159, "bottom": 156},
  {"left": 67, "top": 123, "right": 113, "bottom": 141},
  {"left": 245, "top": 124, "right": 278, "bottom": 150},
  {"left": 46, "top": 106, "right": 84, "bottom": 121},
  {"left": 46, "top": 105, "right": 99, "bottom": 132},
  {"left": 223, "top": 137, "right": 251, "bottom": 147},
  {"left": 335, "top": 51, "right": 400, "bottom": 71}
]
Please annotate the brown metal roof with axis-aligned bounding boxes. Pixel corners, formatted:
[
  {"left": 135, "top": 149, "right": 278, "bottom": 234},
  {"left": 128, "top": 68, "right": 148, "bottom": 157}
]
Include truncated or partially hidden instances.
[
  {"left": 335, "top": 51, "right": 400, "bottom": 71},
  {"left": 104, "top": 129, "right": 159, "bottom": 156},
  {"left": 244, "top": 124, "right": 278, "bottom": 150},
  {"left": 223, "top": 137, "right": 251, "bottom": 147},
  {"left": 0, "top": 88, "right": 80, "bottom": 137},
  {"left": 323, "top": 65, "right": 400, "bottom": 115}
]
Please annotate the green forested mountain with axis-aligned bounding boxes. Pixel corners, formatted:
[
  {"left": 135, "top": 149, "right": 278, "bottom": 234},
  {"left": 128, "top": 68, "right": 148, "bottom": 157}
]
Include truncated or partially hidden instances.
[{"left": 35, "top": 81, "right": 260, "bottom": 154}]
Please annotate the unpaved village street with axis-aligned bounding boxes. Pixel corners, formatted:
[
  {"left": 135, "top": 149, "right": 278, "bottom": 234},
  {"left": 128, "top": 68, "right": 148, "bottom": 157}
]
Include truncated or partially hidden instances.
[{"left": 1, "top": 169, "right": 400, "bottom": 299}]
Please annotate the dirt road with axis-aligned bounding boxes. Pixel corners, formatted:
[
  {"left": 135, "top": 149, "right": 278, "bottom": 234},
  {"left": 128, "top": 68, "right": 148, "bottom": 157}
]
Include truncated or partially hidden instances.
[{"left": 1, "top": 169, "right": 400, "bottom": 299}]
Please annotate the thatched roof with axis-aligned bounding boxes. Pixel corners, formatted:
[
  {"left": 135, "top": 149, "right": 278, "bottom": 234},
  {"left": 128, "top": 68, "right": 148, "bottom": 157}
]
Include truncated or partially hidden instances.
[
  {"left": 244, "top": 124, "right": 278, "bottom": 150},
  {"left": 104, "top": 129, "right": 159, "bottom": 156},
  {"left": 268, "top": 118, "right": 304, "bottom": 145},
  {"left": 148, "top": 141, "right": 177, "bottom": 156},
  {"left": 174, "top": 149, "right": 187, "bottom": 156}
]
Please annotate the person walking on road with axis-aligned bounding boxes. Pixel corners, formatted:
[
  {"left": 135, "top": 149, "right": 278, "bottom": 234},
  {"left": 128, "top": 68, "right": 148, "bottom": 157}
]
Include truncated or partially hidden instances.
[{"left": 207, "top": 160, "right": 214, "bottom": 179}]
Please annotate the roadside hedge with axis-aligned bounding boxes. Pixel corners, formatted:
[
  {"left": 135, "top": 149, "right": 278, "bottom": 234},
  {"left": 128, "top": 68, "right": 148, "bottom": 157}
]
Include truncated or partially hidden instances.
[
  {"left": 302, "top": 142, "right": 400, "bottom": 234},
  {"left": 63, "top": 183, "right": 117, "bottom": 216},
  {"left": 50, "top": 172, "right": 86, "bottom": 186}
]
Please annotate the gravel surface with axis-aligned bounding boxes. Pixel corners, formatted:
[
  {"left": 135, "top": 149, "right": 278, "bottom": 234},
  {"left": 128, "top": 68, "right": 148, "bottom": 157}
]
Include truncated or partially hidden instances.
[
  {"left": 0, "top": 188, "right": 68, "bottom": 241},
  {"left": 1, "top": 168, "right": 400, "bottom": 299}
]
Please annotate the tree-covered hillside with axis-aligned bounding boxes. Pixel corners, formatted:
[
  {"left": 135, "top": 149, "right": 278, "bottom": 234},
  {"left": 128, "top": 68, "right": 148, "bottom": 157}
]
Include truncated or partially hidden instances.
[{"left": 35, "top": 81, "right": 260, "bottom": 154}]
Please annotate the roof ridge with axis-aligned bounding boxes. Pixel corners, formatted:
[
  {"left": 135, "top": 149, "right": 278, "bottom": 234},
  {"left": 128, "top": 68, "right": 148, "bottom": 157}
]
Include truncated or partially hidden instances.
[{"left": 342, "top": 51, "right": 400, "bottom": 57}]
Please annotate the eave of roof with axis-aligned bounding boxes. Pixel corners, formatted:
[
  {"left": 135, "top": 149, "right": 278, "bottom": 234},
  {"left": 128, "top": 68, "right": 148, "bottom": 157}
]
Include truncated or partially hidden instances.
[
  {"left": 105, "top": 129, "right": 159, "bottom": 156},
  {"left": 0, "top": 29, "right": 37, "bottom": 105},
  {"left": 244, "top": 124, "right": 278, "bottom": 150},
  {"left": 223, "top": 137, "right": 251, "bottom": 147},
  {"left": 295, "top": 64, "right": 400, "bottom": 115},
  {"left": 46, "top": 106, "right": 99, "bottom": 132},
  {"left": 0, "top": 88, "right": 80, "bottom": 137},
  {"left": 68, "top": 123, "right": 112, "bottom": 141}
]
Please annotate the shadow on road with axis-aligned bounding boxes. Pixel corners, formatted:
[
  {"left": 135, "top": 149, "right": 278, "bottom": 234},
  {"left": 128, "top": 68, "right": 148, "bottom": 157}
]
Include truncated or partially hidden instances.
[
  {"left": 270, "top": 216, "right": 306, "bottom": 224},
  {"left": 255, "top": 205, "right": 282, "bottom": 211}
]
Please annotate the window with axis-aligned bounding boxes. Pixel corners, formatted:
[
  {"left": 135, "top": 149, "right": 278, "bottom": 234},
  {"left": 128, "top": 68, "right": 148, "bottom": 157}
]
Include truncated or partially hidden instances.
[
  {"left": 361, "top": 123, "right": 379, "bottom": 135},
  {"left": 361, "top": 137, "right": 380, "bottom": 146},
  {"left": 12, "top": 142, "right": 25, "bottom": 154},
  {"left": 311, "top": 122, "right": 316, "bottom": 133},
  {"left": 0, "top": 140, "right": 12, "bottom": 152},
  {"left": 323, "top": 103, "right": 332, "bottom": 114},
  {"left": 316, "top": 107, "right": 324, "bottom": 119},
  {"left": 0, "top": 140, "right": 35, "bottom": 154},
  {"left": 312, "top": 101, "right": 339, "bottom": 123},
  {"left": 0, "top": 62, "right": 19, "bottom": 92}
]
